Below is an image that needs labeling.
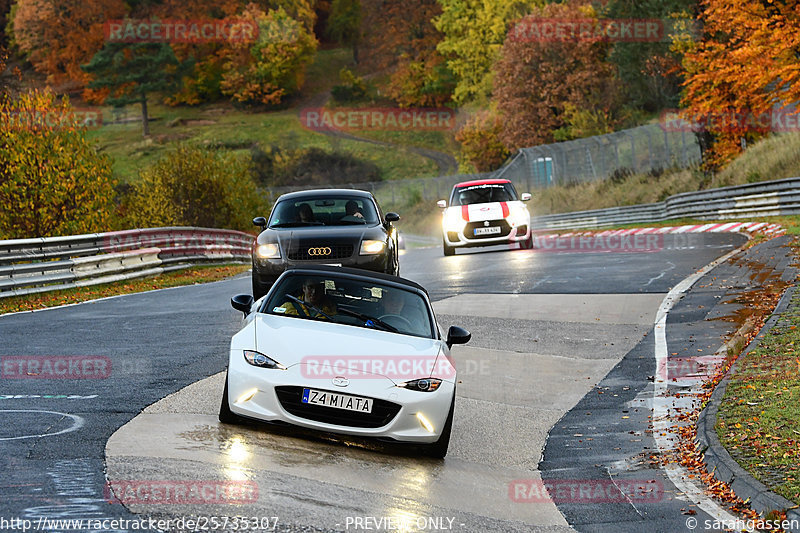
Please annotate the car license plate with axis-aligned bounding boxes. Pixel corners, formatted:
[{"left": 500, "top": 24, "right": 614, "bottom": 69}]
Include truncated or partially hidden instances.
[
  {"left": 474, "top": 226, "right": 501, "bottom": 236},
  {"left": 302, "top": 388, "right": 373, "bottom": 413}
]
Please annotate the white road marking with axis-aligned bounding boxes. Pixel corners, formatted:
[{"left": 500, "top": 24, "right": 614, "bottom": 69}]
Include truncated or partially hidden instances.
[
  {"left": 652, "top": 242, "right": 755, "bottom": 530},
  {"left": 0, "top": 410, "right": 85, "bottom": 441}
]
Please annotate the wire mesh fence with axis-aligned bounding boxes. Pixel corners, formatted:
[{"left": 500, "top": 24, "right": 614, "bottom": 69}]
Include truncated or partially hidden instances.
[
  {"left": 496, "top": 123, "right": 702, "bottom": 188},
  {"left": 262, "top": 123, "right": 702, "bottom": 209}
]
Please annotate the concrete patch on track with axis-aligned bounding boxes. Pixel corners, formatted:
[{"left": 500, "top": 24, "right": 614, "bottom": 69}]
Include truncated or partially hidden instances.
[
  {"left": 105, "top": 294, "right": 664, "bottom": 531},
  {"left": 433, "top": 294, "right": 664, "bottom": 325}
]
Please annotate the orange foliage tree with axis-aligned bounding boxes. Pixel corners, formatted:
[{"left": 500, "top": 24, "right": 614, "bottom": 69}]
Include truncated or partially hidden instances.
[
  {"left": 9, "top": 0, "right": 128, "bottom": 91},
  {"left": 493, "top": 1, "right": 621, "bottom": 150},
  {"left": 682, "top": 0, "right": 800, "bottom": 168},
  {"left": 360, "top": 0, "right": 453, "bottom": 107}
]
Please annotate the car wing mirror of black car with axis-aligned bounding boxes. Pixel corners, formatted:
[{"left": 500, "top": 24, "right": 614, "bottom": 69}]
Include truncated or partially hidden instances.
[
  {"left": 385, "top": 212, "right": 400, "bottom": 224},
  {"left": 446, "top": 325, "right": 471, "bottom": 348},
  {"left": 253, "top": 216, "right": 267, "bottom": 229},
  {"left": 231, "top": 294, "right": 255, "bottom": 316}
]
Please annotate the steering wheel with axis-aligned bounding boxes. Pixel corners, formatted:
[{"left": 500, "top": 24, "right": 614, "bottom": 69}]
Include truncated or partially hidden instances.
[{"left": 378, "top": 314, "right": 413, "bottom": 330}]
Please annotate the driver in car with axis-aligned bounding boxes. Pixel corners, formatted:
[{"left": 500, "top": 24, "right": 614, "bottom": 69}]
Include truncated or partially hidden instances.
[{"left": 281, "top": 279, "right": 337, "bottom": 319}]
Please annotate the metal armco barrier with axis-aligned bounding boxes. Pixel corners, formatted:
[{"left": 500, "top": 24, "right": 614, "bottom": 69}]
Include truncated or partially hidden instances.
[
  {"left": 533, "top": 177, "right": 800, "bottom": 230},
  {"left": 0, "top": 227, "right": 254, "bottom": 299}
]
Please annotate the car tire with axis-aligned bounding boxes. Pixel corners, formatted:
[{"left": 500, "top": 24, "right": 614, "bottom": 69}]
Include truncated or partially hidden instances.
[
  {"left": 520, "top": 234, "right": 534, "bottom": 250},
  {"left": 252, "top": 276, "right": 267, "bottom": 301},
  {"left": 442, "top": 238, "right": 455, "bottom": 256},
  {"left": 219, "top": 371, "right": 244, "bottom": 424},
  {"left": 419, "top": 392, "right": 455, "bottom": 459}
]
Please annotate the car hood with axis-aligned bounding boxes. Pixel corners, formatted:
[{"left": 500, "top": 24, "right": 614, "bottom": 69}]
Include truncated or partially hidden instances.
[
  {"left": 249, "top": 314, "right": 450, "bottom": 382},
  {"left": 448, "top": 201, "right": 525, "bottom": 222},
  {"left": 257, "top": 225, "right": 385, "bottom": 246}
]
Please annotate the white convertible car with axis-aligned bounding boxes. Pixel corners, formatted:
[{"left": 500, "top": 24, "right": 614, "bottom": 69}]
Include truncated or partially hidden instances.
[{"left": 219, "top": 265, "right": 471, "bottom": 458}]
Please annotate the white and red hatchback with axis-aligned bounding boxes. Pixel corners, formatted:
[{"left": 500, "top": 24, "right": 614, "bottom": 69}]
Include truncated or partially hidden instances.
[{"left": 437, "top": 179, "right": 532, "bottom": 255}]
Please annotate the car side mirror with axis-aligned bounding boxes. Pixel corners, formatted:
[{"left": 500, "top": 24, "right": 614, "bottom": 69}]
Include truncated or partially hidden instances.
[
  {"left": 231, "top": 294, "right": 255, "bottom": 316},
  {"left": 520, "top": 193, "right": 531, "bottom": 202},
  {"left": 385, "top": 212, "right": 400, "bottom": 224},
  {"left": 253, "top": 217, "right": 267, "bottom": 230},
  {"left": 437, "top": 200, "right": 447, "bottom": 208},
  {"left": 446, "top": 325, "right": 471, "bottom": 348}
]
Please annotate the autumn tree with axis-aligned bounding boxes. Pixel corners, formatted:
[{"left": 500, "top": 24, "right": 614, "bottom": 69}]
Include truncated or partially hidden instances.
[
  {"left": 682, "top": 0, "right": 800, "bottom": 168},
  {"left": 493, "top": 2, "right": 622, "bottom": 149},
  {"left": 83, "top": 43, "right": 189, "bottom": 137},
  {"left": 220, "top": 4, "right": 317, "bottom": 105},
  {"left": 434, "top": 0, "right": 543, "bottom": 105},
  {"left": 9, "top": 0, "right": 128, "bottom": 91},
  {"left": 0, "top": 90, "right": 116, "bottom": 239},
  {"left": 360, "top": 0, "right": 453, "bottom": 107},
  {"left": 126, "top": 145, "right": 262, "bottom": 232}
]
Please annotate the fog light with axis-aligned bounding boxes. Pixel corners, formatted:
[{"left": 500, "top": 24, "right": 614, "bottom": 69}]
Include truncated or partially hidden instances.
[
  {"left": 416, "top": 412, "right": 435, "bottom": 433},
  {"left": 237, "top": 388, "right": 258, "bottom": 403}
]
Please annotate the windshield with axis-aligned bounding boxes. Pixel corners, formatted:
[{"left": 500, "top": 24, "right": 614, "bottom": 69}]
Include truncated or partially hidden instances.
[
  {"left": 450, "top": 183, "right": 518, "bottom": 206},
  {"left": 269, "top": 197, "right": 380, "bottom": 227},
  {"left": 263, "top": 274, "right": 435, "bottom": 339}
]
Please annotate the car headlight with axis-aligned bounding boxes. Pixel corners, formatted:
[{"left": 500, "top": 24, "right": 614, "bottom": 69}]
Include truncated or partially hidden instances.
[
  {"left": 243, "top": 350, "right": 286, "bottom": 369},
  {"left": 360, "top": 240, "right": 386, "bottom": 255},
  {"left": 442, "top": 209, "right": 466, "bottom": 233},
  {"left": 397, "top": 378, "right": 442, "bottom": 392},
  {"left": 508, "top": 206, "right": 529, "bottom": 226},
  {"left": 255, "top": 243, "right": 281, "bottom": 259}
]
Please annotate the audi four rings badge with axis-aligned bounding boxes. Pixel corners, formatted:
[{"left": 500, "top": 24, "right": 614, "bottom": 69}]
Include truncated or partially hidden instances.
[{"left": 308, "top": 247, "right": 332, "bottom": 256}]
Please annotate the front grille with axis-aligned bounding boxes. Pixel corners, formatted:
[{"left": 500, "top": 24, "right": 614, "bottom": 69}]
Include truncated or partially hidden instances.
[
  {"left": 465, "top": 219, "right": 511, "bottom": 239},
  {"left": 275, "top": 386, "right": 401, "bottom": 428},
  {"left": 287, "top": 244, "right": 354, "bottom": 261}
]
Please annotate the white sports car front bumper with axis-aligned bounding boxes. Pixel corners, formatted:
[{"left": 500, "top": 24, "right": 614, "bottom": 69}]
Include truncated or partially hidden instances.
[{"left": 227, "top": 357, "right": 455, "bottom": 443}]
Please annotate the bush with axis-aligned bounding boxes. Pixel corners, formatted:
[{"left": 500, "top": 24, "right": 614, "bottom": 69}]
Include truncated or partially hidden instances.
[
  {"left": 331, "top": 67, "right": 368, "bottom": 103},
  {"left": 455, "top": 111, "right": 509, "bottom": 172},
  {"left": 125, "top": 145, "right": 263, "bottom": 232},
  {"left": 0, "top": 89, "right": 116, "bottom": 238},
  {"left": 250, "top": 145, "right": 381, "bottom": 187}
]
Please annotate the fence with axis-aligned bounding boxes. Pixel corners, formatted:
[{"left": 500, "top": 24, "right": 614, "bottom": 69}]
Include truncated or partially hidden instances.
[
  {"left": 0, "top": 227, "right": 253, "bottom": 299},
  {"left": 533, "top": 176, "right": 800, "bottom": 230},
  {"left": 497, "top": 123, "right": 702, "bottom": 188},
  {"left": 263, "top": 124, "right": 702, "bottom": 208}
]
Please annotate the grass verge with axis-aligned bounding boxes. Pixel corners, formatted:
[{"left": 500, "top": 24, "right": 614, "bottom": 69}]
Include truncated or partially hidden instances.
[
  {"left": 0, "top": 263, "right": 250, "bottom": 315},
  {"left": 716, "top": 274, "right": 800, "bottom": 506}
]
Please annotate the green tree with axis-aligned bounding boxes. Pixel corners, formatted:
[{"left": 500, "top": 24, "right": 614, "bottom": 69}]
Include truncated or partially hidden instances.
[
  {"left": 126, "top": 145, "right": 262, "bottom": 232},
  {"left": 0, "top": 90, "right": 116, "bottom": 239},
  {"left": 82, "top": 42, "right": 190, "bottom": 137},
  {"left": 327, "top": 0, "right": 361, "bottom": 63},
  {"left": 434, "top": 0, "right": 543, "bottom": 105},
  {"left": 604, "top": 0, "right": 697, "bottom": 112}
]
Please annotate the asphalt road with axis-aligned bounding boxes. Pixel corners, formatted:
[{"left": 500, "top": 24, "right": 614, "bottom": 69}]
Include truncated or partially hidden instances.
[{"left": 1, "top": 232, "right": 789, "bottom": 533}]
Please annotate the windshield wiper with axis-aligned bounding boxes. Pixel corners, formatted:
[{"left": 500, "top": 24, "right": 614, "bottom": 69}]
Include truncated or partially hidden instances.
[
  {"left": 283, "top": 294, "right": 334, "bottom": 321},
  {"left": 270, "top": 221, "right": 325, "bottom": 228},
  {"left": 337, "top": 308, "right": 398, "bottom": 333},
  {"left": 334, "top": 220, "right": 367, "bottom": 225}
]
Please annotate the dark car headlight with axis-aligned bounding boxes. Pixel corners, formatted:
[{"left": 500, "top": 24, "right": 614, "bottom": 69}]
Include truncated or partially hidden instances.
[
  {"left": 255, "top": 243, "right": 281, "bottom": 259},
  {"left": 360, "top": 240, "right": 386, "bottom": 255},
  {"left": 397, "top": 378, "right": 442, "bottom": 392},
  {"left": 243, "top": 350, "right": 286, "bottom": 369}
]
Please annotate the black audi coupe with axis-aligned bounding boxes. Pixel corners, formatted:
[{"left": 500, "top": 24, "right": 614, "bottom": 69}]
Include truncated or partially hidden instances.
[{"left": 251, "top": 189, "right": 401, "bottom": 300}]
